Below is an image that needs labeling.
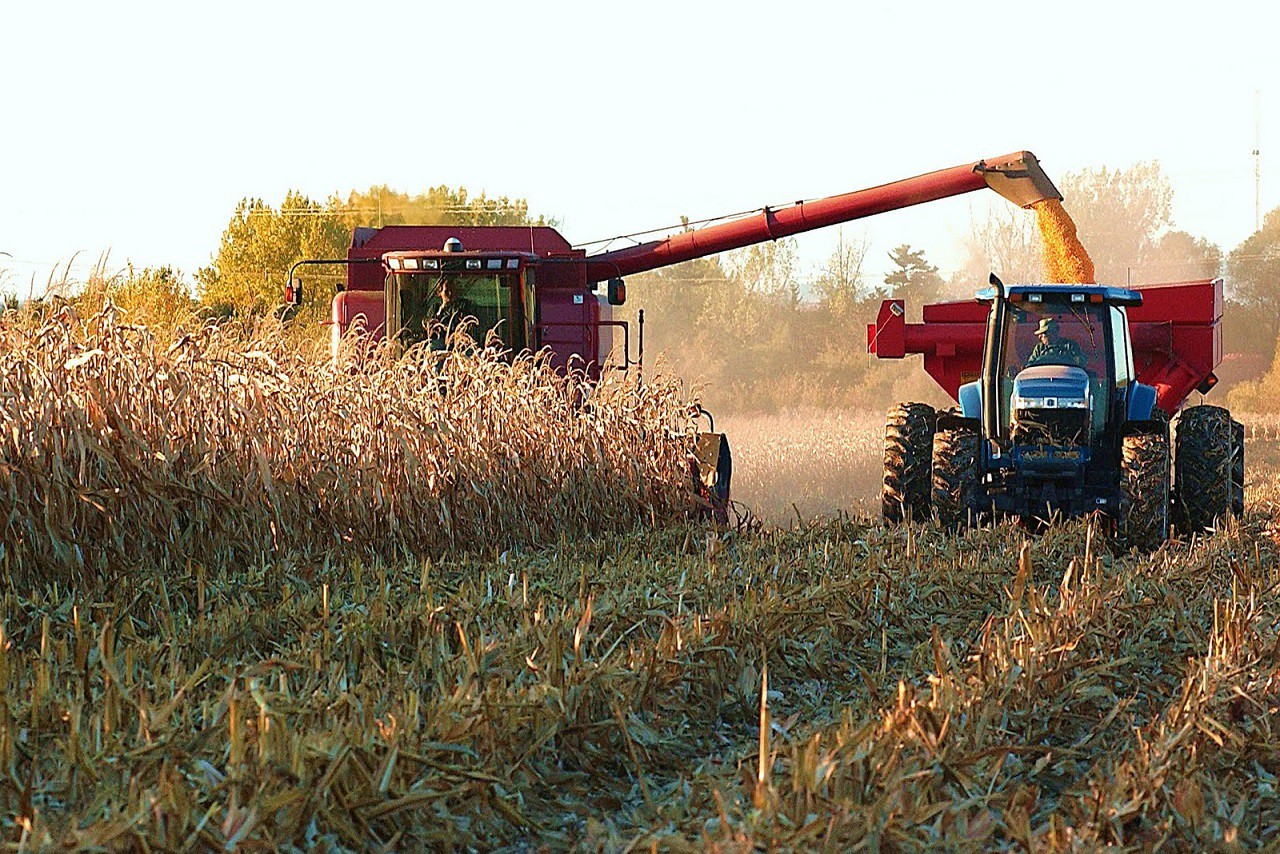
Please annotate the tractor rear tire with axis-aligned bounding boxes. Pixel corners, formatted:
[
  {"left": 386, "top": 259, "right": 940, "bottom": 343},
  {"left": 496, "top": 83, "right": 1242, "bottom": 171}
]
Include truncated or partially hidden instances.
[
  {"left": 882, "top": 403, "right": 935, "bottom": 525},
  {"left": 932, "top": 426, "right": 981, "bottom": 531},
  {"left": 1172, "top": 405, "right": 1242, "bottom": 534},
  {"left": 1119, "top": 426, "right": 1170, "bottom": 551}
]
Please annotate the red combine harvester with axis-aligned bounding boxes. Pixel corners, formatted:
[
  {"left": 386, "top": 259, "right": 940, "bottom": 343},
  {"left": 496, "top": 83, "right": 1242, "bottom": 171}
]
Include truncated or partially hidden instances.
[
  {"left": 868, "top": 271, "right": 1240, "bottom": 546},
  {"left": 287, "top": 152, "right": 1074, "bottom": 518}
]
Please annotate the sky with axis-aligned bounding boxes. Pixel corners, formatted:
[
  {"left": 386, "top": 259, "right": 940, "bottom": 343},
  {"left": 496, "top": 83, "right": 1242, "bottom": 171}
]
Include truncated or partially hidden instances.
[{"left": 1, "top": 1, "right": 1275, "bottom": 299}]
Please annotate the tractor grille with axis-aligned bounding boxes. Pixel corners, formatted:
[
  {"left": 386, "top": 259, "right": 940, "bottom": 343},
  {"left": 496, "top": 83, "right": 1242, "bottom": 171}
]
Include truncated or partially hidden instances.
[{"left": 1012, "top": 408, "right": 1088, "bottom": 446}]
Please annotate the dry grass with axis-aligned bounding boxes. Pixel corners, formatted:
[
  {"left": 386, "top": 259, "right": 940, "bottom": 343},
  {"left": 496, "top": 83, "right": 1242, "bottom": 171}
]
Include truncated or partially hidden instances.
[
  {"left": 1, "top": 461, "right": 1277, "bottom": 849},
  {"left": 0, "top": 305, "right": 698, "bottom": 586},
  {"left": 3, "top": 308, "right": 1280, "bottom": 849},
  {"left": 720, "top": 408, "right": 883, "bottom": 524}
]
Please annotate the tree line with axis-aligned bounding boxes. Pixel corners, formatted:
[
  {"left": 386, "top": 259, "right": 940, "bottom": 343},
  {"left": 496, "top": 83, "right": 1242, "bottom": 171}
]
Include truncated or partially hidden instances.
[{"left": 6, "top": 164, "right": 1278, "bottom": 412}]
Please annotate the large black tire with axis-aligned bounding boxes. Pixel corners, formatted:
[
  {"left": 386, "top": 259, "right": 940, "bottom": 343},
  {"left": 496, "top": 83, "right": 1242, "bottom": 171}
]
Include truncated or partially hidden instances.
[
  {"left": 882, "top": 403, "right": 935, "bottom": 524},
  {"left": 932, "top": 427, "right": 981, "bottom": 530},
  {"left": 1172, "top": 405, "right": 1242, "bottom": 534},
  {"left": 1119, "top": 427, "right": 1170, "bottom": 551}
]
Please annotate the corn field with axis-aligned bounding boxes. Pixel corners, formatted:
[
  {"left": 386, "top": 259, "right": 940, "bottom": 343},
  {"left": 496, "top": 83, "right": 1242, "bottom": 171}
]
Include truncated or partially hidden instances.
[
  {"left": 2, "top": 307, "right": 1280, "bottom": 849},
  {"left": 0, "top": 306, "right": 698, "bottom": 586}
]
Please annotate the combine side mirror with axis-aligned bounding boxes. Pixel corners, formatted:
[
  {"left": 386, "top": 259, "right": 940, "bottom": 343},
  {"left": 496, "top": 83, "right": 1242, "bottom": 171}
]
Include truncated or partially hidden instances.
[
  {"left": 285, "top": 277, "right": 303, "bottom": 306},
  {"left": 607, "top": 278, "right": 626, "bottom": 306}
]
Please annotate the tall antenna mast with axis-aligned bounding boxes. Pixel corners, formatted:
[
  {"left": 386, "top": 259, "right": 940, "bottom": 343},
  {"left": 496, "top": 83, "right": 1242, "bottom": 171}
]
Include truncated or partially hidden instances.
[{"left": 1255, "top": 89, "right": 1262, "bottom": 232}]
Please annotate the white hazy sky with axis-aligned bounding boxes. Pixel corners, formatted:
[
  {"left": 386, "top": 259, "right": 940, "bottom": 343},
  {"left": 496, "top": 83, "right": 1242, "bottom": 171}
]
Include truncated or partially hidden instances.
[{"left": 1, "top": 1, "right": 1275, "bottom": 298}]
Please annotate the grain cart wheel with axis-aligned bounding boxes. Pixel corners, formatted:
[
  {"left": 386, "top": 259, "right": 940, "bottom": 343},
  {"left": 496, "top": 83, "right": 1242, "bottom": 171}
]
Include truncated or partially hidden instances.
[
  {"left": 932, "top": 426, "right": 981, "bottom": 531},
  {"left": 1172, "top": 405, "right": 1240, "bottom": 534},
  {"left": 882, "top": 403, "right": 935, "bottom": 524},
  {"left": 1119, "top": 426, "right": 1170, "bottom": 551}
]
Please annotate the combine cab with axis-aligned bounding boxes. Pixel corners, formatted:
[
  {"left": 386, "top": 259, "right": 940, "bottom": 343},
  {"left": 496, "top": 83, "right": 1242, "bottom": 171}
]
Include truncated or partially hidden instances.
[{"left": 869, "top": 275, "right": 1242, "bottom": 546}]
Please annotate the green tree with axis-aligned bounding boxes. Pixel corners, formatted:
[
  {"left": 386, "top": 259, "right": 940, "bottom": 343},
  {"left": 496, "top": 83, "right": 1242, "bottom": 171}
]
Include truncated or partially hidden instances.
[
  {"left": 728, "top": 238, "right": 801, "bottom": 306},
  {"left": 1228, "top": 207, "right": 1280, "bottom": 343},
  {"left": 959, "top": 204, "right": 1040, "bottom": 288},
  {"left": 813, "top": 228, "right": 870, "bottom": 317},
  {"left": 198, "top": 186, "right": 549, "bottom": 317},
  {"left": 1058, "top": 162, "right": 1174, "bottom": 285},
  {"left": 111, "top": 265, "right": 196, "bottom": 324},
  {"left": 197, "top": 191, "right": 348, "bottom": 316},
  {"left": 1133, "top": 230, "right": 1222, "bottom": 284},
  {"left": 883, "top": 244, "right": 943, "bottom": 311},
  {"left": 339, "top": 186, "right": 550, "bottom": 228}
]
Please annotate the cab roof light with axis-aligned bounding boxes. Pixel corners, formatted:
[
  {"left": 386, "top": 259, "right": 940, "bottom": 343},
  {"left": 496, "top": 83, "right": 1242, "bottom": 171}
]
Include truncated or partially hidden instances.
[
  {"left": 1089, "top": 292, "right": 1104, "bottom": 303},
  {"left": 506, "top": 258, "right": 520, "bottom": 269},
  {"left": 1071, "top": 293, "right": 1086, "bottom": 303},
  {"left": 424, "top": 258, "right": 439, "bottom": 269},
  {"left": 387, "top": 257, "right": 402, "bottom": 270},
  {"left": 465, "top": 259, "right": 482, "bottom": 270},
  {"left": 485, "top": 259, "right": 503, "bottom": 270},
  {"left": 403, "top": 257, "right": 420, "bottom": 270},
  {"left": 1028, "top": 293, "right": 1043, "bottom": 303},
  {"left": 1009, "top": 293, "right": 1023, "bottom": 302}
]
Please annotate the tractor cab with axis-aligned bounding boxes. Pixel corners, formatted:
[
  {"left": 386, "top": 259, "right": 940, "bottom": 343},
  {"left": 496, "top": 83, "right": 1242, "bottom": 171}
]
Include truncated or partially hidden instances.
[
  {"left": 972, "top": 284, "right": 1144, "bottom": 452},
  {"left": 972, "top": 284, "right": 1146, "bottom": 450}
]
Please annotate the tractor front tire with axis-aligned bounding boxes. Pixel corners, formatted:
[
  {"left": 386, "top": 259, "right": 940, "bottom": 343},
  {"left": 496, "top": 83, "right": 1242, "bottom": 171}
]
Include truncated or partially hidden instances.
[
  {"left": 932, "top": 426, "right": 981, "bottom": 531},
  {"left": 1119, "top": 426, "right": 1170, "bottom": 551},
  {"left": 1172, "top": 405, "right": 1243, "bottom": 534},
  {"left": 882, "top": 403, "right": 935, "bottom": 525}
]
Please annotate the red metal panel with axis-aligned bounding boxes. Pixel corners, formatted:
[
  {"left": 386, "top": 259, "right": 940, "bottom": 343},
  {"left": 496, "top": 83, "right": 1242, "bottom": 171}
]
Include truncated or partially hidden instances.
[
  {"left": 345, "top": 226, "right": 577, "bottom": 291},
  {"left": 537, "top": 290, "right": 593, "bottom": 370},
  {"left": 330, "top": 290, "right": 386, "bottom": 355},
  {"left": 871, "top": 279, "right": 1224, "bottom": 412}
]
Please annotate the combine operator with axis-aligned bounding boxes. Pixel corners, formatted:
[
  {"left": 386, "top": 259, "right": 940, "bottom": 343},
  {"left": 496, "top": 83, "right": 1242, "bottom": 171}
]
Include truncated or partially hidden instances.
[
  {"left": 1027, "top": 317, "right": 1086, "bottom": 368},
  {"left": 426, "top": 276, "right": 479, "bottom": 351}
]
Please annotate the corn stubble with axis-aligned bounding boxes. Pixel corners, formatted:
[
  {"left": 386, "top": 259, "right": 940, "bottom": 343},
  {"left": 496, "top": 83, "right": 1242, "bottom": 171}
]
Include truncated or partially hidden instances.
[{"left": 2, "top": 306, "right": 1280, "bottom": 849}]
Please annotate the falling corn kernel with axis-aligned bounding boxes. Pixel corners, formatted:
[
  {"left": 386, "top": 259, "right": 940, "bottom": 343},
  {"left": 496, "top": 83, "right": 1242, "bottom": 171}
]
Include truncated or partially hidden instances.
[{"left": 1034, "top": 198, "right": 1095, "bottom": 284}]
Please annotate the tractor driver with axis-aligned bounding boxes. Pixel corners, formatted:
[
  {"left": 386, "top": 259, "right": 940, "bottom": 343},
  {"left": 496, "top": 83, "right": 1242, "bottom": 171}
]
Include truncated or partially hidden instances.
[
  {"left": 1027, "top": 317, "right": 1087, "bottom": 369},
  {"left": 428, "top": 276, "right": 480, "bottom": 351}
]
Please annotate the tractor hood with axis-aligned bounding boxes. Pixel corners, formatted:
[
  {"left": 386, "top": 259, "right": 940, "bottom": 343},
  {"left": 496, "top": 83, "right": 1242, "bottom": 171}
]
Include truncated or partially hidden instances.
[{"left": 1012, "top": 365, "right": 1090, "bottom": 408}]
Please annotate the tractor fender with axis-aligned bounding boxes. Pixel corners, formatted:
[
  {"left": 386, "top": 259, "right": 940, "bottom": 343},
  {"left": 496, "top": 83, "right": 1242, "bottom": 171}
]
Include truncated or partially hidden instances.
[
  {"left": 958, "top": 380, "right": 982, "bottom": 419},
  {"left": 1126, "top": 383, "right": 1159, "bottom": 422}
]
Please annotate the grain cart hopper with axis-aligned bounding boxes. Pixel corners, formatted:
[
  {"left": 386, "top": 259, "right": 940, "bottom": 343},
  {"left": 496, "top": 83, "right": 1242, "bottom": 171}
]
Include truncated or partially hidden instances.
[
  {"left": 289, "top": 152, "right": 1065, "bottom": 519},
  {"left": 869, "top": 274, "right": 1240, "bottom": 546}
]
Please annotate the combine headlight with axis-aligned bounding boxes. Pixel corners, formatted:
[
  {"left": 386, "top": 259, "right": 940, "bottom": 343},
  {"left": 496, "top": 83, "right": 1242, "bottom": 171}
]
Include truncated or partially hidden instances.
[
  {"left": 386, "top": 257, "right": 402, "bottom": 270},
  {"left": 486, "top": 259, "right": 503, "bottom": 270},
  {"left": 466, "top": 259, "right": 482, "bottom": 270},
  {"left": 423, "top": 259, "right": 440, "bottom": 270},
  {"left": 403, "top": 257, "right": 420, "bottom": 270}
]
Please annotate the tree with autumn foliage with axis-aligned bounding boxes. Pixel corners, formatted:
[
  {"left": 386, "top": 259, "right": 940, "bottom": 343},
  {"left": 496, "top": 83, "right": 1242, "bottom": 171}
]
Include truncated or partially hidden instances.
[{"left": 197, "top": 187, "right": 548, "bottom": 317}]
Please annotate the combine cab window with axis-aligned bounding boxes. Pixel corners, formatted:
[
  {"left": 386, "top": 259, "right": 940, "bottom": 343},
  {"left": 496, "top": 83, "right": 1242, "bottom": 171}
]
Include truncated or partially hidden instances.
[{"left": 394, "top": 273, "right": 525, "bottom": 352}]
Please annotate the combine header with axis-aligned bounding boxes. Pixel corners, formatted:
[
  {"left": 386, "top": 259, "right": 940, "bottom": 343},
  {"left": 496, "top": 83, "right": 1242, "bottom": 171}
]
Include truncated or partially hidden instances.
[
  {"left": 869, "top": 274, "right": 1240, "bottom": 546},
  {"left": 290, "top": 152, "right": 1070, "bottom": 519}
]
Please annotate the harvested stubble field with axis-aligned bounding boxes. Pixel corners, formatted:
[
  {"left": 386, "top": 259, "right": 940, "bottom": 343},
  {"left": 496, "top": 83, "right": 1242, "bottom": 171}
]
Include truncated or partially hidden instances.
[{"left": 3, "top": 309, "right": 1280, "bottom": 850}]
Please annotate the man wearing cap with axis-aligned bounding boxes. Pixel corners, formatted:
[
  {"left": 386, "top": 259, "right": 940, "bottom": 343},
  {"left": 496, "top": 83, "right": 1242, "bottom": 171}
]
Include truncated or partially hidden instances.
[
  {"left": 1027, "top": 317, "right": 1087, "bottom": 368},
  {"left": 428, "top": 276, "right": 480, "bottom": 351}
]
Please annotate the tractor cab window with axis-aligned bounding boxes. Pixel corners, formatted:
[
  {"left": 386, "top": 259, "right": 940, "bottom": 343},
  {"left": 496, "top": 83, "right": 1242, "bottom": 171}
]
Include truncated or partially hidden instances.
[
  {"left": 1000, "top": 300, "right": 1111, "bottom": 438},
  {"left": 394, "top": 272, "right": 525, "bottom": 352},
  {"left": 1003, "top": 302, "right": 1108, "bottom": 377}
]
